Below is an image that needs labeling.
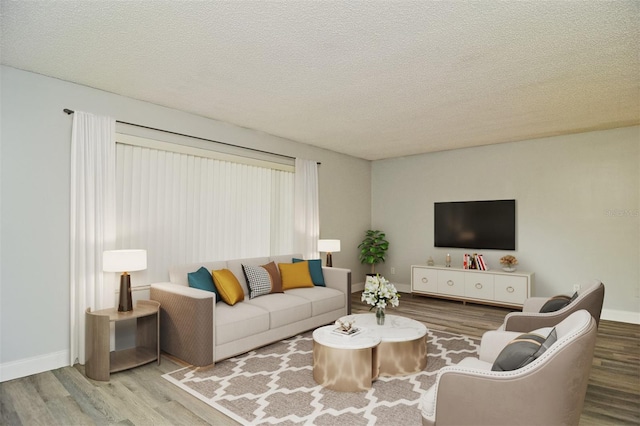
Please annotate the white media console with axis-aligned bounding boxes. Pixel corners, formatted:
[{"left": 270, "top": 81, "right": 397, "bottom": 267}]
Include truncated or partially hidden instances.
[{"left": 411, "top": 265, "right": 534, "bottom": 308}]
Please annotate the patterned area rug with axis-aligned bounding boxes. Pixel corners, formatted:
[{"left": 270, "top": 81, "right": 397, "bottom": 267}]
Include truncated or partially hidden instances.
[{"left": 163, "top": 328, "right": 479, "bottom": 425}]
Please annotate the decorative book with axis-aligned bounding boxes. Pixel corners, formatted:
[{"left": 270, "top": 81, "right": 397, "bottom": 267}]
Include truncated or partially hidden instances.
[{"left": 331, "top": 326, "right": 364, "bottom": 337}]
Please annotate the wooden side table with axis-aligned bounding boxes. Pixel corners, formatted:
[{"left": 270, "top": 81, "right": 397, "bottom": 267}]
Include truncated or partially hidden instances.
[{"left": 85, "top": 299, "right": 160, "bottom": 381}]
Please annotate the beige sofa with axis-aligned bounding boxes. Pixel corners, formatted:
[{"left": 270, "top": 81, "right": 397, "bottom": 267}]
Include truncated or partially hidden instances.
[{"left": 150, "top": 254, "right": 351, "bottom": 366}]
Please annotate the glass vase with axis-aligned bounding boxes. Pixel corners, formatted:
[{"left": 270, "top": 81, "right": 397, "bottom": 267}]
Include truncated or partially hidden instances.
[{"left": 376, "top": 307, "right": 385, "bottom": 325}]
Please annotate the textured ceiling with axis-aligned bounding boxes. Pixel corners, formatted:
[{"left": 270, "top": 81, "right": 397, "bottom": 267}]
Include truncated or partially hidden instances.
[{"left": 1, "top": 1, "right": 638, "bottom": 160}]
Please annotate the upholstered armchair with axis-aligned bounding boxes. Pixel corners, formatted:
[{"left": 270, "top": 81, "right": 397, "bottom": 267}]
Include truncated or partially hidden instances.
[
  {"left": 500, "top": 279, "right": 604, "bottom": 332},
  {"left": 420, "top": 310, "right": 597, "bottom": 426}
]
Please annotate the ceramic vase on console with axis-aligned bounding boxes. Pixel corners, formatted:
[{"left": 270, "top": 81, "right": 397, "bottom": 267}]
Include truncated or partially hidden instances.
[{"left": 376, "top": 307, "right": 385, "bottom": 325}]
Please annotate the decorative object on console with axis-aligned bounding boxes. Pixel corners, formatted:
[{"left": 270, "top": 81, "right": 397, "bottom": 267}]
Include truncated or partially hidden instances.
[
  {"left": 103, "top": 249, "right": 147, "bottom": 312},
  {"left": 361, "top": 274, "right": 399, "bottom": 325},
  {"left": 445, "top": 253, "right": 451, "bottom": 267},
  {"left": 318, "top": 239, "right": 341, "bottom": 267},
  {"left": 358, "top": 230, "right": 389, "bottom": 274},
  {"left": 464, "top": 253, "right": 488, "bottom": 270},
  {"left": 500, "top": 255, "right": 518, "bottom": 272},
  {"left": 427, "top": 256, "right": 435, "bottom": 266}
]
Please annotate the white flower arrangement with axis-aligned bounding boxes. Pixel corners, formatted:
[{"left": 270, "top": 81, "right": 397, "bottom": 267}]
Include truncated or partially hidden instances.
[{"left": 361, "top": 274, "right": 400, "bottom": 309}]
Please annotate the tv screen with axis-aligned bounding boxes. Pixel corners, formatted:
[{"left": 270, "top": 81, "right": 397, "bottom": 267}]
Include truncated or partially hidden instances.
[{"left": 434, "top": 200, "right": 516, "bottom": 250}]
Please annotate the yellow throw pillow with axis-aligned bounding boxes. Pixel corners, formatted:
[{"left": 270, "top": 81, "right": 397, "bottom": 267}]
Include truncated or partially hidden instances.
[
  {"left": 278, "top": 261, "right": 314, "bottom": 290},
  {"left": 211, "top": 269, "right": 244, "bottom": 305}
]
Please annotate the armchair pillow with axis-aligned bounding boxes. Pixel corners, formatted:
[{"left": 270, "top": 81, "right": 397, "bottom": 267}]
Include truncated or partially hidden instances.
[
  {"left": 492, "top": 328, "right": 557, "bottom": 371},
  {"left": 293, "top": 258, "right": 325, "bottom": 286},
  {"left": 540, "top": 292, "right": 578, "bottom": 313},
  {"left": 212, "top": 269, "right": 244, "bottom": 306},
  {"left": 279, "top": 261, "right": 314, "bottom": 290}
]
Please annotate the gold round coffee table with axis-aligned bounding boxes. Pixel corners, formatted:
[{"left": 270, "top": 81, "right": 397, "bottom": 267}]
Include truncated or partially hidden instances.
[{"left": 312, "top": 314, "right": 428, "bottom": 392}]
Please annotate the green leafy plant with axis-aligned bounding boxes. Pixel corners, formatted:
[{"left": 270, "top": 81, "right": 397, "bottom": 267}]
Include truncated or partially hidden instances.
[{"left": 358, "top": 230, "right": 389, "bottom": 274}]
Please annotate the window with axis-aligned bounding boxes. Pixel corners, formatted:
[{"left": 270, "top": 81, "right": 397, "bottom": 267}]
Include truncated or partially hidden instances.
[{"left": 115, "top": 134, "right": 294, "bottom": 283}]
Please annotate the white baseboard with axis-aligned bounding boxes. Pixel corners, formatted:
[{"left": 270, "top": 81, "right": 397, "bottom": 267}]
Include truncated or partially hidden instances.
[
  {"left": 601, "top": 308, "right": 640, "bottom": 324},
  {"left": 0, "top": 349, "right": 69, "bottom": 383}
]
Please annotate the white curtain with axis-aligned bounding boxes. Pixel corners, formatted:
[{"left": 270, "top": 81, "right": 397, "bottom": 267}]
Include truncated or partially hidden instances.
[
  {"left": 294, "top": 158, "right": 320, "bottom": 259},
  {"left": 116, "top": 144, "right": 294, "bottom": 283},
  {"left": 69, "top": 111, "right": 116, "bottom": 366}
]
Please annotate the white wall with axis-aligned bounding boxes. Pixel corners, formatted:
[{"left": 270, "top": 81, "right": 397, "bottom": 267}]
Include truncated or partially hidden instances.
[
  {"left": 0, "top": 66, "right": 371, "bottom": 380},
  {"left": 372, "top": 127, "right": 640, "bottom": 322}
]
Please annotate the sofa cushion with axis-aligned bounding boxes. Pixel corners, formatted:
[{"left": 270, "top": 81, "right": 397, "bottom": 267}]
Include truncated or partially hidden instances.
[
  {"left": 279, "top": 262, "right": 314, "bottom": 290},
  {"left": 212, "top": 269, "right": 244, "bottom": 306},
  {"left": 285, "top": 287, "right": 344, "bottom": 316},
  {"left": 187, "top": 267, "right": 219, "bottom": 301},
  {"left": 215, "top": 302, "right": 270, "bottom": 345},
  {"left": 245, "top": 293, "right": 312, "bottom": 328},
  {"left": 492, "top": 328, "right": 557, "bottom": 371},
  {"left": 261, "top": 261, "right": 283, "bottom": 293},
  {"left": 227, "top": 257, "right": 270, "bottom": 298},
  {"left": 170, "top": 260, "right": 228, "bottom": 286},
  {"left": 242, "top": 263, "right": 283, "bottom": 299},
  {"left": 293, "top": 258, "right": 325, "bottom": 286}
]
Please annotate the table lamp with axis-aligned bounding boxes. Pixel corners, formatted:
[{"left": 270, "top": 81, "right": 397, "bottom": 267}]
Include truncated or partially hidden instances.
[
  {"left": 103, "top": 249, "right": 147, "bottom": 312},
  {"left": 318, "top": 239, "right": 340, "bottom": 267}
]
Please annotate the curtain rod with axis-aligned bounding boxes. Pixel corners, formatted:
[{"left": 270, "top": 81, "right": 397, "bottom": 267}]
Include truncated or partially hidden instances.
[{"left": 63, "top": 108, "right": 320, "bottom": 164}]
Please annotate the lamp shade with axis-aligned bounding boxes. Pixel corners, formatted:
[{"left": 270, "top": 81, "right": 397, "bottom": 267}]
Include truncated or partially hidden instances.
[
  {"left": 103, "top": 249, "right": 147, "bottom": 273},
  {"left": 318, "top": 239, "right": 341, "bottom": 253}
]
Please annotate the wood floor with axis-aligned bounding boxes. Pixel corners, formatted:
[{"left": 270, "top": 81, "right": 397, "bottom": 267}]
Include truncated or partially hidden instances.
[{"left": 2, "top": 293, "right": 638, "bottom": 425}]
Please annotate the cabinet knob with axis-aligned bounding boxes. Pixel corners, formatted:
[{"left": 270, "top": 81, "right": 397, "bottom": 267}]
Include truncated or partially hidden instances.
[
  {"left": 507, "top": 286, "right": 514, "bottom": 293},
  {"left": 447, "top": 280, "right": 454, "bottom": 286},
  {"left": 422, "top": 277, "right": 428, "bottom": 283},
  {"left": 475, "top": 282, "right": 483, "bottom": 289}
]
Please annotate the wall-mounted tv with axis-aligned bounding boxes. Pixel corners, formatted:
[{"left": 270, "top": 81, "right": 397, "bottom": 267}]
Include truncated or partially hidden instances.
[{"left": 434, "top": 199, "right": 516, "bottom": 250}]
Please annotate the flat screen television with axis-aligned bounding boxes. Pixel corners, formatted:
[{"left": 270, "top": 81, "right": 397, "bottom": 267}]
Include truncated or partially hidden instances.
[{"left": 434, "top": 199, "right": 516, "bottom": 250}]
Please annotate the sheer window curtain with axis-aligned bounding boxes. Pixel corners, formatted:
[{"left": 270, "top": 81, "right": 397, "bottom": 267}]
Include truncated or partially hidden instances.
[
  {"left": 294, "top": 158, "right": 320, "bottom": 259},
  {"left": 69, "top": 112, "right": 116, "bottom": 366},
  {"left": 116, "top": 143, "right": 294, "bottom": 283}
]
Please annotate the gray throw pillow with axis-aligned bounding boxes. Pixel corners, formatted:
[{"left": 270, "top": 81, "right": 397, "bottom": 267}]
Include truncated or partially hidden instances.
[
  {"left": 540, "top": 292, "right": 578, "bottom": 313},
  {"left": 492, "top": 328, "right": 558, "bottom": 371}
]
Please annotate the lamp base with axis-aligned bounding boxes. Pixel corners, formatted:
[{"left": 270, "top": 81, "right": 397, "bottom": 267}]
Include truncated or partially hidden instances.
[
  {"left": 326, "top": 252, "right": 333, "bottom": 267},
  {"left": 118, "top": 273, "right": 133, "bottom": 312}
]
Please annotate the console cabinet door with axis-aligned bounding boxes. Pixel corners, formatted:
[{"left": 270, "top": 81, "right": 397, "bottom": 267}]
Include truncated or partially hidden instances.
[
  {"left": 494, "top": 275, "right": 528, "bottom": 305},
  {"left": 437, "top": 270, "right": 465, "bottom": 297},
  {"left": 464, "top": 272, "right": 494, "bottom": 301},
  {"left": 412, "top": 267, "right": 438, "bottom": 293}
]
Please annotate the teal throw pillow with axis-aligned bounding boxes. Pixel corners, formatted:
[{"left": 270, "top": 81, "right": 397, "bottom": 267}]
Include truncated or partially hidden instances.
[
  {"left": 188, "top": 267, "right": 220, "bottom": 302},
  {"left": 293, "top": 258, "right": 325, "bottom": 286}
]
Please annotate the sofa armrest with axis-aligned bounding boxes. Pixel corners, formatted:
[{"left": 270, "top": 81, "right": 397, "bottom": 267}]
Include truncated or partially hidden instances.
[
  {"left": 322, "top": 267, "right": 352, "bottom": 314},
  {"left": 150, "top": 283, "right": 215, "bottom": 366}
]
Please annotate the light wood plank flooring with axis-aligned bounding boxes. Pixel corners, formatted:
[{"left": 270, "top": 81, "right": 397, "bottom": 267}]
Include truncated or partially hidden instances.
[{"left": 1, "top": 292, "right": 638, "bottom": 425}]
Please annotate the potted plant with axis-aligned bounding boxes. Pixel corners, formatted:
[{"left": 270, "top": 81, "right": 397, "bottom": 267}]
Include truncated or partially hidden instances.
[{"left": 358, "top": 230, "right": 389, "bottom": 274}]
